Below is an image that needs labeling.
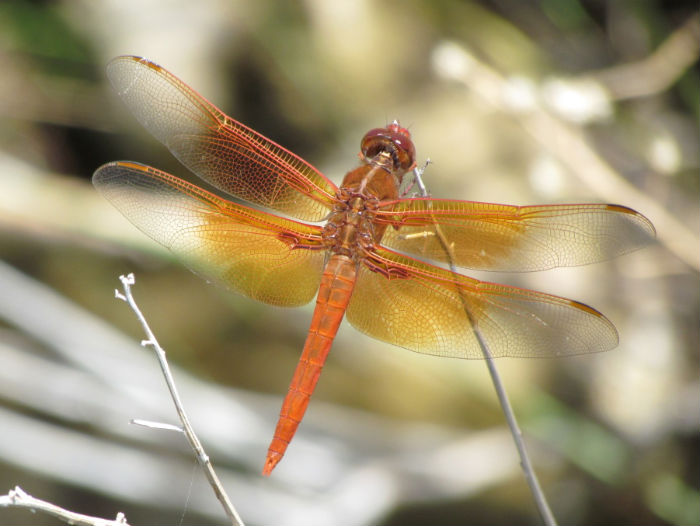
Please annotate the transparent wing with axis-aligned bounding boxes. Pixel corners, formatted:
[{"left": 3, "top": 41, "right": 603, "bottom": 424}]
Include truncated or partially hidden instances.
[
  {"left": 106, "top": 55, "right": 338, "bottom": 221},
  {"left": 93, "top": 161, "right": 326, "bottom": 306},
  {"left": 347, "top": 247, "right": 618, "bottom": 358},
  {"left": 377, "top": 199, "right": 655, "bottom": 271}
]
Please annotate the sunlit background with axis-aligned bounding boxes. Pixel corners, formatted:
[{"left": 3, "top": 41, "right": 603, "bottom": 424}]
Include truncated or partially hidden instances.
[{"left": 0, "top": 1, "right": 698, "bottom": 525}]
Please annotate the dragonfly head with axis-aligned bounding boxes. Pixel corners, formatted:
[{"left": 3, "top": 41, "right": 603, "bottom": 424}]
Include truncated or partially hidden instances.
[{"left": 361, "top": 120, "right": 416, "bottom": 174}]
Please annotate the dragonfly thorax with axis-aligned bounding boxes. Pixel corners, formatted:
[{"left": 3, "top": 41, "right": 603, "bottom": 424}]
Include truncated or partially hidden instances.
[{"left": 322, "top": 195, "right": 377, "bottom": 259}]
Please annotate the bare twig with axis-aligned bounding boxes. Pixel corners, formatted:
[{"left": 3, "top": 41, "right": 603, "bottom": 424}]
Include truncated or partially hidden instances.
[
  {"left": 130, "top": 419, "right": 184, "bottom": 432},
  {"left": 411, "top": 164, "right": 557, "bottom": 526},
  {"left": 0, "top": 486, "right": 130, "bottom": 526},
  {"left": 115, "top": 273, "right": 244, "bottom": 526}
]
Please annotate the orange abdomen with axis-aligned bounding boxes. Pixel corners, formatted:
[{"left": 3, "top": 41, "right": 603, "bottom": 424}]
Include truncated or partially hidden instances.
[{"left": 263, "top": 253, "right": 357, "bottom": 475}]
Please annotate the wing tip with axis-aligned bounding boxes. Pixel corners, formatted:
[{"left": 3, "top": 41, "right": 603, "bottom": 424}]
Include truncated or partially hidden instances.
[
  {"left": 605, "top": 204, "right": 656, "bottom": 238},
  {"left": 108, "top": 54, "right": 162, "bottom": 70}
]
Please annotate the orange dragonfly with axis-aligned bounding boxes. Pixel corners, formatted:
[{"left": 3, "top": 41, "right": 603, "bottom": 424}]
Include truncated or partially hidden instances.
[{"left": 93, "top": 56, "right": 655, "bottom": 476}]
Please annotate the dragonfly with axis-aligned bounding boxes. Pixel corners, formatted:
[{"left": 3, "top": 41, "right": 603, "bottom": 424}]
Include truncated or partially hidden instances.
[{"left": 93, "top": 55, "right": 655, "bottom": 475}]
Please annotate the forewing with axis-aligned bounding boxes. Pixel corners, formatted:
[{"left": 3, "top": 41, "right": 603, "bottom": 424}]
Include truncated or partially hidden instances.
[
  {"left": 377, "top": 199, "right": 655, "bottom": 271},
  {"left": 105, "top": 55, "right": 338, "bottom": 221}
]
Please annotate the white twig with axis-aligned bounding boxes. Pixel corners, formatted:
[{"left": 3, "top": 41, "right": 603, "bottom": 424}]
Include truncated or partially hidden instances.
[
  {"left": 411, "top": 165, "right": 557, "bottom": 526},
  {"left": 0, "top": 486, "right": 130, "bottom": 526},
  {"left": 116, "top": 273, "right": 245, "bottom": 526},
  {"left": 130, "top": 419, "right": 184, "bottom": 432}
]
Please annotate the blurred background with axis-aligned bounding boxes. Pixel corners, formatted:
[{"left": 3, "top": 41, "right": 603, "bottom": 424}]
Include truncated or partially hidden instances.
[{"left": 0, "top": 0, "right": 698, "bottom": 524}]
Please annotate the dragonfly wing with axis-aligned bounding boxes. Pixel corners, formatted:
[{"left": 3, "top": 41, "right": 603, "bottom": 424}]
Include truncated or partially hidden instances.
[
  {"left": 346, "top": 247, "right": 618, "bottom": 358},
  {"left": 377, "top": 199, "right": 655, "bottom": 271},
  {"left": 105, "top": 55, "right": 338, "bottom": 221},
  {"left": 93, "top": 161, "right": 326, "bottom": 306}
]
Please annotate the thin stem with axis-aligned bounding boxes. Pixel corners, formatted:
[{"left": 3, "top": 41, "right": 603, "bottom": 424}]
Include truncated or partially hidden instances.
[
  {"left": 0, "top": 486, "right": 130, "bottom": 526},
  {"left": 116, "top": 274, "right": 245, "bottom": 526},
  {"left": 411, "top": 165, "right": 557, "bottom": 526}
]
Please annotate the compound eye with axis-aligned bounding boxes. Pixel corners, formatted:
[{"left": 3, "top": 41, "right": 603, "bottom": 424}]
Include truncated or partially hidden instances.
[
  {"left": 360, "top": 125, "right": 416, "bottom": 172},
  {"left": 389, "top": 129, "right": 416, "bottom": 171}
]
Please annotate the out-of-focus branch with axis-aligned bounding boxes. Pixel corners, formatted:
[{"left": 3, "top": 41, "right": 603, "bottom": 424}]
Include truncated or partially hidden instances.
[
  {"left": 591, "top": 13, "right": 700, "bottom": 100},
  {"left": 0, "top": 259, "right": 536, "bottom": 524},
  {"left": 0, "top": 486, "right": 130, "bottom": 526},
  {"left": 432, "top": 38, "right": 699, "bottom": 271},
  {"left": 115, "top": 274, "right": 245, "bottom": 526}
]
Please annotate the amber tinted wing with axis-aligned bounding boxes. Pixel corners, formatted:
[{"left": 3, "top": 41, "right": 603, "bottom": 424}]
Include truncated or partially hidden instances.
[
  {"left": 376, "top": 199, "right": 655, "bottom": 271},
  {"left": 346, "top": 247, "right": 618, "bottom": 358},
  {"left": 105, "top": 55, "right": 338, "bottom": 221},
  {"left": 93, "top": 161, "right": 326, "bottom": 306}
]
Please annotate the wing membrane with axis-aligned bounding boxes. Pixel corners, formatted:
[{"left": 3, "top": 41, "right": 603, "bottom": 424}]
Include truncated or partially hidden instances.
[
  {"left": 377, "top": 199, "right": 655, "bottom": 271},
  {"left": 105, "top": 55, "right": 338, "bottom": 221},
  {"left": 93, "top": 161, "right": 325, "bottom": 306},
  {"left": 346, "top": 247, "right": 618, "bottom": 358}
]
